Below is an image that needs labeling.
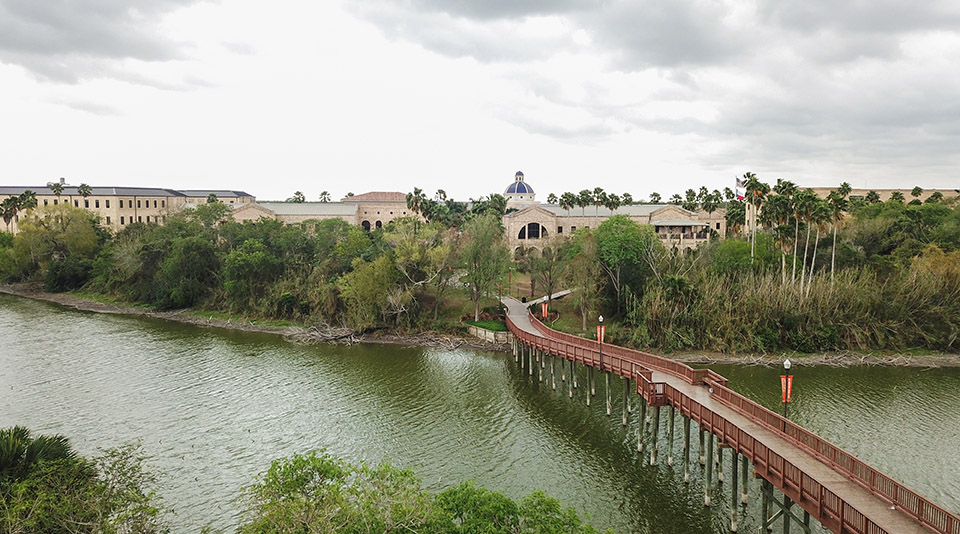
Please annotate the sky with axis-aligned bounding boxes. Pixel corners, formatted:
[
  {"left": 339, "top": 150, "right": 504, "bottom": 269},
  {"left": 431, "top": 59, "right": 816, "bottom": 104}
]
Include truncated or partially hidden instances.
[{"left": 2, "top": 0, "right": 959, "bottom": 202}]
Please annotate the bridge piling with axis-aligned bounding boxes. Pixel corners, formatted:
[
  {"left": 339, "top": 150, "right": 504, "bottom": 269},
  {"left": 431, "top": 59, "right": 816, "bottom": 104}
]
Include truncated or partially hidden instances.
[
  {"left": 573, "top": 362, "right": 578, "bottom": 389},
  {"left": 730, "top": 449, "right": 739, "bottom": 532},
  {"left": 740, "top": 455, "right": 749, "bottom": 504},
  {"left": 605, "top": 373, "right": 612, "bottom": 416},
  {"left": 637, "top": 397, "right": 647, "bottom": 452},
  {"left": 667, "top": 406, "right": 675, "bottom": 466},
  {"left": 551, "top": 356, "right": 556, "bottom": 390},
  {"left": 698, "top": 428, "right": 705, "bottom": 466},
  {"left": 682, "top": 416, "right": 691, "bottom": 483},
  {"left": 568, "top": 360, "right": 574, "bottom": 398},
  {"left": 649, "top": 405, "right": 660, "bottom": 465},
  {"left": 717, "top": 444, "right": 724, "bottom": 484},
  {"left": 621, "top": 379, "right": 629, "bottom": 426},
  {"left": 704, "top": 431, "right": 714, "bottom": 506},
  {"left": 589, "top": 367, "right": 595, "bottom": 396},
  {"left": 528, "top": 348, "right": 533, "bottom": 376}
]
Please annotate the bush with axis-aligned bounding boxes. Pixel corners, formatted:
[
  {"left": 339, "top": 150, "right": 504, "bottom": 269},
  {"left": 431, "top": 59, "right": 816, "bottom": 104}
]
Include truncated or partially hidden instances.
[{"left": 45, "top": 257, "right": 92, "bottom": 292}]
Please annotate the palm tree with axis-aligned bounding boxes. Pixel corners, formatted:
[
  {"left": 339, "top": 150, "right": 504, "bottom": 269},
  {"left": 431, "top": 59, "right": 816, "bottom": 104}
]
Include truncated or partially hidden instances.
[
  {"left": 761, "top": 193, "right": 792, "bottom": 282},
  {"left": 405, "top": 187, "right": 426, "bottom": 215},
  {"left": 806, "top": 199, "right": 832, "bottom": 298},
  {"left": 682, "top": 189, "right": 698, "bottom": 211},
  {"left": 319, "top": 191, "right": 331, "bottom": 203},
  {"left": 1, "top": 196, "right": 19, "bottom": 231},
  {"left": 286, "top": 191, "right": 305, "bottom": 203},
  {"left": 621, "top": 192, "right": 633, "bottom": 205},
  {"left": 722, "top": 187, "right": 735, "bottom": 201},
  {"left": 577, "top": 190, "right": 592, "bottom": 216},
  {"left": 743, "top": 172, "right": 769, "bottom": 264},
  {"left": 77, "top": 183, "right": 92, "bottom": 207},
  {"left": 48, "top": 181, "right": 65, "bottom": 201},
  {"left": 207, "top": 193, "right": 219, "bottom": 203},
  {"left": 911, "top": 186, "right": 923, "bottom": 199},
  {"left": 668, "top": 193, "right": 682, "bottom": 205},
  {"left": 547, "top": 193, "right": 558, "bottom": 205},
  {"left": 592, "top": 187, "right": 605, "bottom": 215},
  {"left": 18, "top": 190, "right": 37, "bottom": 211},
  {"left": 649, "top": 192, "right": 662, "bottom": 203},
  {"left": 604, "top": 193, "right": 621, "bottom": 215},
  {"left": 701, "top": 191, "right": 720, "bottom": 240},
  {"left": 773, "top": 179, "right": 798, "bottom": 281},
  {"left": 794, "top": 189, "right": 817, "bottom": 289},
  {"left": 865, "top": 190, "right": 880, "bottom": 204},
  {"left": 0, "top": 426, "right": 77, "bottom": 482},
  {"left": 829, "top": 182, "right": 851, "bottom": 286},
  {"left": 559, "top": 192, "right": 576, "bottom": 216},
  {"left": 434, "top": 189, "right": 447, "bottom": 203},
  {"left": 890, "top": 191, "right": 905, "bottom": 203}
]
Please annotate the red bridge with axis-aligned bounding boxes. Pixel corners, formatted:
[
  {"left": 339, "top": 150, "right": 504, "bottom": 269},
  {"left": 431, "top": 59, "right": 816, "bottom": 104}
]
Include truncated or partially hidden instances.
[{"left": 504, "top": 297, "right": 958, "bottom": 534}]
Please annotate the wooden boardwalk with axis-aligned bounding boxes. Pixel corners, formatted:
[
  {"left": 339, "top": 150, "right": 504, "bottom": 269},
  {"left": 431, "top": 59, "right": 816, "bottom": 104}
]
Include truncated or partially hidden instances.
[{"left": 504, "top": 297, "right": 957, "bottom": 534}]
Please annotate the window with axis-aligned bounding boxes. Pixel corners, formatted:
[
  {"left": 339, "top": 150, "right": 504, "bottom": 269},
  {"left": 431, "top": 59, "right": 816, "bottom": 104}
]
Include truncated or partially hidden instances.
[
  {"left": 161, "top": 200, "right": 165, "bottom": 208},
  {"left": 121, "top": 216, "right": 125, "bottom": 225},
  {"left": 106, "top": 217, "right": 111, "bottom": 224},
  {"left": 571, "top": 226, "right": 577, "bottom": 232},
  {"left": 146, "top": 216, "right": 151, "bottom": 223},
  {"left": 138, "top": 216, "right": 142, "bottom": 222},
  {"left": 153, "top": 200, "right": 157, "bottom": 208},
  {"left": 84, "top": 199, "right": 89, "bottom": 208},
  {"left": 43, "top": 199, "right": 48, "bottom": 205},
  {"left": 53, "top": 199, "right": 58, "bottom": 205},
  {"left": 557, "top": 226, "right": 563, "bottom": 234},
  {"left": 137, "top": 200, "right": 141, "bottom": 208},
  {"left": 105, "top": 200, "right": 110, "bottom": 208},
  {"left": 95, "top": 200, "right": 100, "bottom": 208},
  {"left": 74, "top": 200, "right": 79, "bottom": 207},
  {"left": 716, "top": 222, "right": 720, "bottom": 230}
]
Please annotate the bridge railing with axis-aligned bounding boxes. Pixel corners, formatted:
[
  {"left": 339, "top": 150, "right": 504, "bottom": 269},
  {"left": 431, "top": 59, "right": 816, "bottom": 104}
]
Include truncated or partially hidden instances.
[
  {"left": 704, "top": 376, "right": 960, "bottom": 534},
  {"left": 509, "top": 312, "right": 960, "bottom": 534}
]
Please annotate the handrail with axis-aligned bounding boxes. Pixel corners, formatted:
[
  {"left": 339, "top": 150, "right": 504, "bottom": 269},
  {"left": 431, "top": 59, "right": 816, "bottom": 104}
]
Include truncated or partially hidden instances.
[{"left": 506, "top": 312, "right": 960, "bottom": 534}]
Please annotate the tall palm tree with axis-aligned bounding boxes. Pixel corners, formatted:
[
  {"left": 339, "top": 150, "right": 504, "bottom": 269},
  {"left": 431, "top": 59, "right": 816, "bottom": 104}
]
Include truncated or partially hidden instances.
[
  {"left": 682, "top": 189, "right": 698, "bottom": 211},
  {"left": 911, "top": 186, "right": 923, "bottom": 199},
  {"left": 592, "top": 187, "right": 605, "bottom": 215},
  {"left": 829, "top": 182, "right": 851, "bottom": 286},
  {"left": 794, "top": 189, "right": 817, "bottom": 290},
  {"left": 604, "top": 193, "right": 621, "bottom": 215},
  {"left": 18, "top": 190, "right": 37, "bottom": 211},
  {"left": 577, "top": 190, "right": 592, "bottom": 216},
  {"left": 77, "top": 183, "right": 92, "bottom": 207},
  {"left": 743, "top": 172, "right": 769, "bottom": 264},
  {"left": 701, "top": 191, "right": 720, "bottom": 240},
  {"left": 319, "top": 191, "right": 331, "bottom": 203},
  {"left": 669, "top": 193, "right": 682, "bottom": 205},
  {"left": 559, "top": 192, "right": 576, "bottom": 216},
  {"left": 1, "top": 196, "right": 19, "bottom": 231},
  {"left": 48, "top": 181, "right": 65, "bottom": 201},
  {"left": 806, "top": 199, "right": 832, "bottom": 298},
  {"left": 865, "top": 190, "right": 880, "bottom": 204},
  {"left": 890, "top": 191, "right": 905, "bottom": 203},
  {"left": 621, "top": 192, "right": 633, "bottom": 206},
  {"left": 405, "top": 187, "right": 426, "bottom": 215},
  {"left": 773, "top": 179, "right": 798, "bottom": 281},
  {"left": 546, "top": 193, "right": 558, "bottom": 204},
  {"left": 649, "top": 192, "right": 662, "bottom": 203}
]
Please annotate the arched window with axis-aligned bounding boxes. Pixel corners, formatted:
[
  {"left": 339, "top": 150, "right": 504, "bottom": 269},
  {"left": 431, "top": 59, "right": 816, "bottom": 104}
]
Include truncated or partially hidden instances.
[
  {"left": 361, "top": 220, "right": 371, "bottom": 231},
  {"left": 375, "top": 220, "right": 382, "bottom": 229}
]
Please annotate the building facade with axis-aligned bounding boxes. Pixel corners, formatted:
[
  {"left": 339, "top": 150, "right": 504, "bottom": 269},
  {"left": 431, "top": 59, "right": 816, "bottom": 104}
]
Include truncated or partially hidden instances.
[{"left": 1, "top": 183, "right": 254, "bottom": 234}]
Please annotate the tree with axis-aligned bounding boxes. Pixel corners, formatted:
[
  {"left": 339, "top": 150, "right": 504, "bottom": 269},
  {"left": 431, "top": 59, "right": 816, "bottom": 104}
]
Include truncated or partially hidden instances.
[
  {"left": 319, "top": 191, "right": 331, "bottom": 202},
  {"left": 286, "top": 191, "right": 305, "bottom": 203},
  {"left": 669, "top": 193, "right": 682, "bottom": 205},
  {"left": 682, "top": 188, "right": 698, "bottom": 211},
  {"left": 743, "top": 172, "right": 769, "bottom": 264},
  {"left": 48, "top": 181, "right": 65, "bottom": 200},
  {"left": 1, "top": 197, "right": 19, "bottom": 231},
  {"left": 459, "top": 213, "right": 509, "bottom": 321},
  {"left": 224, "top": 239, "right": 283, "bottom": 309},
  {"left": 805, "top": 199, "right": 832, "bottom": 297},
  {"left": 866, "top": 190, "right": 881, "bottom": 204},
  {"left": 621, "top": 192, "right": 633, "bottom": 205},
  {"left": 925, "top": 192, "right": 944, "bottom": 204},
  {"left": 773, "top": 179, "right": 798, "bottom": 281},
  {"left": 0, "top": 426, "right": 75, "bottom": 482},
  {"left": 794, "top": 189, "right": 818, "bottom": 289},
  {"left": 77, "top": 184, "right": 92, "bottom": 208},
  {"left": 577, "top": 190, "right": 592, "bottom": 216},
  {"left": 566, "top": 230, "right": 601, "bottom": 330},
  {"left": 701, "top": 191, "right": 721, "bottom": 239},
  {"left": 829, "top": 182, "right": 851, "bottom": 285},
  {"left": 911, "top": 186, "right": 923, "bottom": 199},
  {"left": 649, "top": 192, "right": 662, "bottom": 203},
  {"left": 206, "top": 193, "right": 218, "bottom": 203},
  {"left": 156, "top": 235, "right": 221, "bottom": 309},
  {"left": 594, "top": 215, "right": 659, "bottom": 314},
  {"left": 604, "top": 193, "right": 622, "bottom": 214},
  {"left": 559, "top": 192, "right": 576, "bottom": 216},
  {"left": 547, "top": 193, "right": 558, "bottom": 204},
  {"left": 406, "top": 187, "right": 427, "bottom": 216},
  {"left": 890, "top": 191, "right": 905, "bottom": 203},
  {"left": 536, "top": 240, "right": 569, "bottom": 307},
  {"left": 592, "top": 187, "right": 606, "bottom": 215}
]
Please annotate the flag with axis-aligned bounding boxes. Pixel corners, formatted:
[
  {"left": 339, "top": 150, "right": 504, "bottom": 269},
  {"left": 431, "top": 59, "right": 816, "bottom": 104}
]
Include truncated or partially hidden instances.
[
  {"left": 736, "top": 176, "right": 745, "bottom": 188},
  {"left": 736, "top": 191, "right": 745, "bottom": 201}
]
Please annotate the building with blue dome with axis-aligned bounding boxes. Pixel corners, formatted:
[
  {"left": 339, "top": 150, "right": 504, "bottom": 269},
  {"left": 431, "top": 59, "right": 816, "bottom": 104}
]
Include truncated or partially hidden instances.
[{"left": 504, "top": 171, "right": 536, "bottom": 207}]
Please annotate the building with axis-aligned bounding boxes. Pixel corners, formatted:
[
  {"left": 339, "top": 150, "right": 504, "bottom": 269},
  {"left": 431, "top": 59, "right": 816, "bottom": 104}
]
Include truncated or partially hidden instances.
[
  {"left": 0, "top": 182, "right": 254, "bottom": 234},
  {"left": 806, "top": 187, "right": 958, "bottom": 203},
  {"left": 501, "top": 172, "right": 726, "bottom": 255},
  {"left": 231, "top": 191, "right": 417, "bottom": 229}
]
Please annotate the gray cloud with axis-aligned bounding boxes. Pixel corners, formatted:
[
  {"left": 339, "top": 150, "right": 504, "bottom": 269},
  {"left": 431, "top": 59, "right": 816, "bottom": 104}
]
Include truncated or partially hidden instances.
[
  {"left": 0, "top": 0, "right": 207, "bottom": 83},
  {"left": 53, "top": 98, "right": 122, "bottom": 116}
]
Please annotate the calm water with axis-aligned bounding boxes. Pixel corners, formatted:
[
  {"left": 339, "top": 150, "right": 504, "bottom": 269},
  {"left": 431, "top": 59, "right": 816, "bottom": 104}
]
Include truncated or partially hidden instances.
[{"left": 1, "top": 293, "right": 958, "bottom": 532}]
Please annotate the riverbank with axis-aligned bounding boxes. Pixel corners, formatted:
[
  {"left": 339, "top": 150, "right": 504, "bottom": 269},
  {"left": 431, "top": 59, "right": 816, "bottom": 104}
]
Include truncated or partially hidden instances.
[{"left": 3, "top": 283, "right": 958, "bottom": 367}]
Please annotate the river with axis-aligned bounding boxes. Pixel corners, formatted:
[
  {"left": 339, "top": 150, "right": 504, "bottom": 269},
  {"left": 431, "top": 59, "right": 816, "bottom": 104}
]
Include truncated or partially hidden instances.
[{"left": 1, "top": 293, "right": 958, "bottom": 533}]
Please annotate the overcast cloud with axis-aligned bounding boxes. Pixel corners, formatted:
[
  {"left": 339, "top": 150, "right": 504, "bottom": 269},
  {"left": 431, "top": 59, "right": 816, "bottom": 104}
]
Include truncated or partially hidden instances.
[{"left": 1, "top": 0, "right": 957, "bottom": 201}]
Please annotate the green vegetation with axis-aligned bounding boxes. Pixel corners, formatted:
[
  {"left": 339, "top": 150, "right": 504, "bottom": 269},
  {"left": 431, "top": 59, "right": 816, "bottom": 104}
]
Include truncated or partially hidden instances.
[
  {"left": 2, "top": 181, "right": 957, "bottom": 354},
  {"left": 0, "top": 426, "right": 166, "bottom": 533},
  {"left": 1, "top": 427, "right": 606, "bottom": 533}
]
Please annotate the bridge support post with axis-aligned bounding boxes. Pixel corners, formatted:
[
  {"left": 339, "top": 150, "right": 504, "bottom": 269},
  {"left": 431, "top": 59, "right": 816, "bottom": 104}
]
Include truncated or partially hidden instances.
[
  {"left": 740, "top": 455, "right": 749, "bottom": 504},
  {"left": 761, "top": 479, "right": 771, "bottom": 531},
  {"left": 605, "top": 373, "right": 612, "bottom": 416},
  {"left": 528, "top": 348, "right": 533, "bottom": 377},
  {"left": 538, "top": 351, "right": 543, "bottom": 383},
  {"left": 699, "top": 428, "right": 705, "bottom": 466},
  {"left": 569, "top": 360, "right": 574, "bottom": 398},
  {"left": 667, "top": 406, "right": 675, "bottom": 466},
  {"left": 683, "top": 416, "right": 691, "bottom": 483},
  {"left": 622, "top": 379, "right": 629, "bottom": 426},
  {"left": 573, "top": 361, "right": 578, "bottom": 389},
  {"left": 717, "top": 444, "right": 724, "bottom": 484},
  {"left": 589, "top": 367, "right": 595, "bottom": 396},
  {"left": 649, "top": 405, "right": 660, "bottom": 465},
  {"left": 783, "top": 495, "right": 792, "bottom": 534},
  {"left": 637, "top": 396, "right": 647, "bottom": 452},
  {"left": 704, "top": 431, "right": 714, "bottom": 506},
  {"left": 730, "top": 449, "right": 739, "bottom": 532},
  {"left": 561, "top": 357, "right": 566, "bottom": 382},
  {"left": 551, "top": 356, "right": 556, "bottom": 390},
  {"left": 519, "top": 343, "right": 524, "bottom": 370}
]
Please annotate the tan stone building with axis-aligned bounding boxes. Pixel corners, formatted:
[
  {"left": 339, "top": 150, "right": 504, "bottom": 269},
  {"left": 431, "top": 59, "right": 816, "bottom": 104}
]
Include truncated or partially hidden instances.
[
  {"left": 230, "top": 191, "right": 417, "bottom": 229},
  {"left": 806, "top": 187, "right": 958, "bottom": 203},
  {"left": 1, "top": 183, "right": 254, "bottom": 234}
]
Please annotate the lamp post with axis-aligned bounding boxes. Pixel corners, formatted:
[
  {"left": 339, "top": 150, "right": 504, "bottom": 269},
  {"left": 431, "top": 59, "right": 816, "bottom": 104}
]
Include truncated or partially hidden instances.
[
  {"left": 597, "top": 315, "right": 605, "bottom": 368},
  {"left": 781, "top": 359, "right": 792, "bottom": 418}
]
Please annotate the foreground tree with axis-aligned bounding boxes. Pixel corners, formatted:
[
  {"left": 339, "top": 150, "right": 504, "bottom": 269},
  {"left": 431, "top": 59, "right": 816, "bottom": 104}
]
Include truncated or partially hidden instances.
[
  {"left": 459, "top": 213, "right": 509, "bottom": 321},
  {"left": 594, "top": 215, "right": 659, "bottom": 314}
]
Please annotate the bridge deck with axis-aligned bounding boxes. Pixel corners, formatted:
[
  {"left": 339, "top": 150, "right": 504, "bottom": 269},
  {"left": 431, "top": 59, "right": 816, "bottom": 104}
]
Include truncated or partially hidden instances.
[{"left": 504, "top": 297, "right": 935, "bottom": 534}]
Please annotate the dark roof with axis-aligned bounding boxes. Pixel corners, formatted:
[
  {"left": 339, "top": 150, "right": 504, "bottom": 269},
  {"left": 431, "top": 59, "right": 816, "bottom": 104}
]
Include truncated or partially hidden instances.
[
  {"left": 0, "top": 186, "right": 186, "bottom": 197},
  {"left": 178, "top": 190, "right": 254, "bottom": 198},
  {"left": 505, "top": 181, "right": 534, "bottom": 195}
]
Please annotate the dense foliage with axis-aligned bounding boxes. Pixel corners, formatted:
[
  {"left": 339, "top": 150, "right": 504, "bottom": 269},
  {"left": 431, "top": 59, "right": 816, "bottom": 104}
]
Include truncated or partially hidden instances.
[{"left": 2, "top": 180, "right": 958, "bottom": 353}]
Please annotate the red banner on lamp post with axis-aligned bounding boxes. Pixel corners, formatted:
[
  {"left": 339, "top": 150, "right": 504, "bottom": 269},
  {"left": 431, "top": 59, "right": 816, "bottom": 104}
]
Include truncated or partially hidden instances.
[
  {"left": 780, "top": 375, "right": 793, "bottom": 402},
  {"left": 596, "top": 325, "right": 605, "bottom": 344},
  {"left": 541, "top": 302, "right": 548, "bottom": 319}
]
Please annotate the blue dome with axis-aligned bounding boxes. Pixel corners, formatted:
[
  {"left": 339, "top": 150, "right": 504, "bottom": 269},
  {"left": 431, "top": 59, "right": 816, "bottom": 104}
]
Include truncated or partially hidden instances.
[{"left": 505, "top": 181, "right": 534, "bottom": 194}]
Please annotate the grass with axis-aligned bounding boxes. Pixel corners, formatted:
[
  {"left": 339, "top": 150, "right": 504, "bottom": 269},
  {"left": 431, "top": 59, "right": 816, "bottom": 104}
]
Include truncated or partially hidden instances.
[
  {"left": 186, "top": 309, "right": 299, "bottom": 327},
  {"left": 465, "top": 320, "right": 507, "bottom": 332}
]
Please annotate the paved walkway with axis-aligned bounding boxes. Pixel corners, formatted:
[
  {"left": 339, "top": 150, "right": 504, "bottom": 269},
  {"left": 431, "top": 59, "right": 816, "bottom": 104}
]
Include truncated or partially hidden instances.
[{"left": 503, "top": 296, "right": 930, "bottom": 534}]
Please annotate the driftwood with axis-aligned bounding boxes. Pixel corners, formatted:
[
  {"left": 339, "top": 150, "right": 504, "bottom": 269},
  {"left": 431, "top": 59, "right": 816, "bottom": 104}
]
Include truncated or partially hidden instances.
[{"left": 286, "top": 322, "right": 359, "bottom": 345}]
